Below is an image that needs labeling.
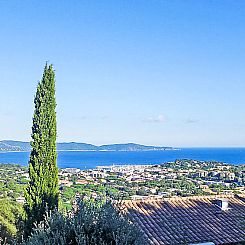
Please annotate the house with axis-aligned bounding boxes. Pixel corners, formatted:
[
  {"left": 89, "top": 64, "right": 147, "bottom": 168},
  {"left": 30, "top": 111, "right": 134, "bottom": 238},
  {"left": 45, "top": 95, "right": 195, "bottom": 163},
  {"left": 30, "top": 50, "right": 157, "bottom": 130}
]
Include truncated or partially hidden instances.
[
  {"left": 75, "top": 179, "right": 89, "bottom": 185},
  {"left": 121, "top": 194, "right": 245, "bottom": 245},
  {"left": 16, "top": 196, "right": 25, "bottom": 204},
  {"left": 59, "top": 179, "right": 73, "bottom": 187}
]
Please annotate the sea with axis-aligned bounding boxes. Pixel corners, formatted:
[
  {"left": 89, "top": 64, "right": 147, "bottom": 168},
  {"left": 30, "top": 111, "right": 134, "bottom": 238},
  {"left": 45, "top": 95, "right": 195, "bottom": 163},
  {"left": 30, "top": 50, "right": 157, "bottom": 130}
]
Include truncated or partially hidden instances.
[{"left": 0, "top": 148, "right": 245, "bottom": 169}]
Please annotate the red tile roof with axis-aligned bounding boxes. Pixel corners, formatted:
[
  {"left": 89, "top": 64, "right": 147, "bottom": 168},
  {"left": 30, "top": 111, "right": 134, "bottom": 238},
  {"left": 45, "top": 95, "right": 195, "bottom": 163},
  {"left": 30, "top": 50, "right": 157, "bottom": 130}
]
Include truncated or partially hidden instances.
[{"left": 121, "top": 194, "right": 245, "bottom": 245}]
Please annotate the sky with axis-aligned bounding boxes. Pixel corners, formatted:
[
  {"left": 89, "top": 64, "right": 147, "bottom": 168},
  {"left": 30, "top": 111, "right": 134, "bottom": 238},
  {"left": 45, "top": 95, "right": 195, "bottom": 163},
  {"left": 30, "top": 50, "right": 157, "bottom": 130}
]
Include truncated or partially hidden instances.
[{"left": 0, "top": 0, "right": 245, "bottom": 147}]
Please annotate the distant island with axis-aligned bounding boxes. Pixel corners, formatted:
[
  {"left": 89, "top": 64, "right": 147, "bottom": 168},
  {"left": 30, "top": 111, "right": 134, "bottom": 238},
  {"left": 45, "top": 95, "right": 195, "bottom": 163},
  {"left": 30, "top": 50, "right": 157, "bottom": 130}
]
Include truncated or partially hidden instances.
[{"left": 0, "top": 140, "right": 174, "bottom": 152}]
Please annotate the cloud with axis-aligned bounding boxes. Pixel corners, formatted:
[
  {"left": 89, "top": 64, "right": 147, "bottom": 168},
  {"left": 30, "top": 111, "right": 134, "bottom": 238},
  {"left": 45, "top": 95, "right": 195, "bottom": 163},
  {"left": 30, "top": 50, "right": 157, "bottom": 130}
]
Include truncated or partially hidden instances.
[
  {"left": 143, "top": 114, "right": 166, "bottom": 123},
  {"left": 101, "top": 115, "right": 109, "bottom": 120},
  {"left": 185, "top": 118, "right": 199, "bottom": 124}
]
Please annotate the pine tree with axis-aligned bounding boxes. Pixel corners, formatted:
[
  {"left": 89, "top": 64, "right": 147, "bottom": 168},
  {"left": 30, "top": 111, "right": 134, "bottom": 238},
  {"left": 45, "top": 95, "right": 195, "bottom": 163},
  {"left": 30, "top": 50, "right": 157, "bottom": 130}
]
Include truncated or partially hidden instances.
[{"left": 24, "top": 63, "right": 59, "bottom": 236}]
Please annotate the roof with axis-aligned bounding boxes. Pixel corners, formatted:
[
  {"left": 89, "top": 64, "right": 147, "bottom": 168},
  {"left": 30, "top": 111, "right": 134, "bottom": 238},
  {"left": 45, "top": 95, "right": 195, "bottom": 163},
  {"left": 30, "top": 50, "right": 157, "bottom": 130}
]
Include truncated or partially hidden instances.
[{"left": 121, "top": 194, "right": 245, "bottom": 245}]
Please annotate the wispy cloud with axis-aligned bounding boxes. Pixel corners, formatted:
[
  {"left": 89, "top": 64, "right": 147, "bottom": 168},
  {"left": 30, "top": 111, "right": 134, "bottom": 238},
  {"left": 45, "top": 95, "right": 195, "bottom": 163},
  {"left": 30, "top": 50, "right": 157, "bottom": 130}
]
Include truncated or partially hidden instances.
[
  {"left": 101, "top": 115, "right": 109, "bottom": 120},
  {"left": 143, "top": 114, "right": 166, "bottom": 123},
  {"left": 185, "top": 118, "right": 199, "bottom": 124}
]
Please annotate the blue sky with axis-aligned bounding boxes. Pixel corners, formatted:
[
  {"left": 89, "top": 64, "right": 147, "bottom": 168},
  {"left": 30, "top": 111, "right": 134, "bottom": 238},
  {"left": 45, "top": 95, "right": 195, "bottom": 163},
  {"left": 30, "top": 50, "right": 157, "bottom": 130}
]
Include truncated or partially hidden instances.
[{"left": 0, "top": 0, "right": 245, "bottom": 147}]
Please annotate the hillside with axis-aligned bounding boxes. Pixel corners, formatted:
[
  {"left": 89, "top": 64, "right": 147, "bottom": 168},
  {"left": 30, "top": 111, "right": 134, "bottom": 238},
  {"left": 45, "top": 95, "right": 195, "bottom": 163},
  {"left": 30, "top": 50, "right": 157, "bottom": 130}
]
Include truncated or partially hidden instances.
[{"left": 0, "top": 140, "right": 173, "bottom": 152}]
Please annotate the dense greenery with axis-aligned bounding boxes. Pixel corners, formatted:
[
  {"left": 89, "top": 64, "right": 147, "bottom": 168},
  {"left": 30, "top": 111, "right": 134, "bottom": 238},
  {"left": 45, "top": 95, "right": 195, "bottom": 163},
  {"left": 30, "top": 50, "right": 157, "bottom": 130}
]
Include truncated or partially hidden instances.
[
  {"left": 21, "top": 201, "right": 145, "bottom": 245},
  {"left": 24, "top": 64, "right": 59, "bottom": 236},
  {"left": 0, "top": 164, "right": 27, "bottom": 200},
  {"left": 0, "top": 199, "right": 24, "bottom": 244}
]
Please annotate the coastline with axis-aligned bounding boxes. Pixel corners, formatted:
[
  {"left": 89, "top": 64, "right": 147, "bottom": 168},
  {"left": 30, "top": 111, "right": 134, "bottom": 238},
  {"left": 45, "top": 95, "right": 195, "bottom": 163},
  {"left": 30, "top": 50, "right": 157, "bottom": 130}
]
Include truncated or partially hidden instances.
[
  {"left": 0, "top": 149, "right": 179, "bottom": 153},
  {"left": 0, "top": 148, "right": 245, "bottom": 168}
]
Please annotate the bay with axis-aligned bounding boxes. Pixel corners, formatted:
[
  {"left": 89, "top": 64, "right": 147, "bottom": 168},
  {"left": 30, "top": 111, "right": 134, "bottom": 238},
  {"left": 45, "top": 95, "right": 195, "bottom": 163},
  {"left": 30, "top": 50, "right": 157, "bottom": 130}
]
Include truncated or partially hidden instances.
[{"left": 0, "top": 148, "right": 245, "bottom": 169}]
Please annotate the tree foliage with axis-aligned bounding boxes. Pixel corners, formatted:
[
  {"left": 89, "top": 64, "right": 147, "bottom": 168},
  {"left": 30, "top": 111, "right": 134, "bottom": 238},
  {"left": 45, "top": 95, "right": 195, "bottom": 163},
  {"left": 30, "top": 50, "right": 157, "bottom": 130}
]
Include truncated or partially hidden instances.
[
  {"left": 0, "top": 199, "right": 24, "bottom": 244},
  {"left": 21, "top": 201, "right": 146, "bottom": 245},
  {"left": 24, "top": 64, "right": 59, "bottom": 236}
]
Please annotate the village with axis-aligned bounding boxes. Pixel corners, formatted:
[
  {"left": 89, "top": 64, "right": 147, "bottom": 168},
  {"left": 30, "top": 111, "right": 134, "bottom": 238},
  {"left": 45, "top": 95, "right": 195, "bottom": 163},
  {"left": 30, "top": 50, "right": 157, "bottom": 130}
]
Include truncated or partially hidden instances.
[
  {"left": 58, "top": 159, "right": 245, "bottom": 207},
  {"left": 0, "top": 159, "right": 244, "bottom": 210}
]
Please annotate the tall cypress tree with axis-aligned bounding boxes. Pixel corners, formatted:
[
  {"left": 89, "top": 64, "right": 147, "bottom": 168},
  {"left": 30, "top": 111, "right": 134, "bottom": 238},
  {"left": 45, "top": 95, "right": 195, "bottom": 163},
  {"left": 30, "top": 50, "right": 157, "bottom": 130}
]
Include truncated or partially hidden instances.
[{"left": 24, "top": 63, "right": 59, "bottom": 235}]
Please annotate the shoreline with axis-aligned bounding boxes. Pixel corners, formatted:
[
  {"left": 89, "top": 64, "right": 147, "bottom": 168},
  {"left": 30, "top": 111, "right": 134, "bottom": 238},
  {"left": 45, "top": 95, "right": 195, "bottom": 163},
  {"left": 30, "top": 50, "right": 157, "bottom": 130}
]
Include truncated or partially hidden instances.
[
  {"left": 0, "top": 149, "right": 245, "bottom": 167},
  {"left": 0, "top": 149, "right": 179, "bottom": 153}
]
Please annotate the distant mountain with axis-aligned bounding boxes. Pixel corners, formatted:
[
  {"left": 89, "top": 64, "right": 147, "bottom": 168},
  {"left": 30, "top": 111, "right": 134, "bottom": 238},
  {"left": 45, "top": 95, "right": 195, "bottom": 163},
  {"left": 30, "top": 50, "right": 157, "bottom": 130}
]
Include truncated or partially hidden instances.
[
  {"left": 58, "top": 142, "right": 98, "bottom": 151},
  {"left": 0, "top": 140, "right": 31, "bottom": 151},
  {"left": 0, "top": 140, "right": 173, "bottom": 152}
]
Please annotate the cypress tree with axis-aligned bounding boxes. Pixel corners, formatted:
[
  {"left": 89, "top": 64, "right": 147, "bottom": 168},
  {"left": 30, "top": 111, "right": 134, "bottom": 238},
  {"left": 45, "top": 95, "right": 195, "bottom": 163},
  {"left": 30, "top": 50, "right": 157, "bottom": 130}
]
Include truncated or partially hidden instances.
[{"left": 24, "top": 63, "right": 59, "bottom": 236}]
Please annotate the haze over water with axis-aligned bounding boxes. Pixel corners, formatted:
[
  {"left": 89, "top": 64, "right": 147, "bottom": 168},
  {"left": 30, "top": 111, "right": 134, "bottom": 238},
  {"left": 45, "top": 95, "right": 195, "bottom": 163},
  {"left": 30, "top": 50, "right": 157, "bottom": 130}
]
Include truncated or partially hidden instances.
[{"left": 0, "top": 148, "right": 245, "bottom": 169}]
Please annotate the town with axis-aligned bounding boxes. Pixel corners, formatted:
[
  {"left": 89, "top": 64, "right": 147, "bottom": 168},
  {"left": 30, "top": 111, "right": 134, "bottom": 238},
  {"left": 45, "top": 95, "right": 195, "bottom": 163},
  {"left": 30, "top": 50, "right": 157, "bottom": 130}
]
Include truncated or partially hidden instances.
[{"left": 1, "top": 159, "right": 244, "bottom": 210}]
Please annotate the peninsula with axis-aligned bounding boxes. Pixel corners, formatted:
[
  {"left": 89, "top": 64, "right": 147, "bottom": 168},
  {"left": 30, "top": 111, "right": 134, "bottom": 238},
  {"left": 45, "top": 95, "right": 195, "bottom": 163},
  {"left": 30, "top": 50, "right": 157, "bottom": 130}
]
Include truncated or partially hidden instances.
[{"left": 0, "top": 140, "right": 173, "bottom": 152}]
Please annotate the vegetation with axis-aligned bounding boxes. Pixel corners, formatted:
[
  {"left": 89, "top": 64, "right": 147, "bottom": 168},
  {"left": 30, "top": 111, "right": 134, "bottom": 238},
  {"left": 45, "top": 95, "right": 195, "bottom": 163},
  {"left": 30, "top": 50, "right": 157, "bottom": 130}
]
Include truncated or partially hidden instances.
[
  {"left": 0, "top": 159, "right": 244, "bottom": 243},
  {"left": 0, "top": 199, "right": 24, "bottom": 244},
  {"left": 21, "top": 201, "right": 145, "bottom": 245},
  {"left": 24, "top": 64, "right": 59, "bottom": 236},
  {"left": 0, "top": 164, "right": 27, "bottom": 200}
]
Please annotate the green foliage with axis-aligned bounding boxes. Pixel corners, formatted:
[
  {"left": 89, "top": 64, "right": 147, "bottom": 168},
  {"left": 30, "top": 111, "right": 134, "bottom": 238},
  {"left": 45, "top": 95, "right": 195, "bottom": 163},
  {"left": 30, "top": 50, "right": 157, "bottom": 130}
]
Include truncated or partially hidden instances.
[
  {"left": 0, "top": 164, "right": 26, "bottom": 197},
  {"left": 22, "top": 201, "right": 145, "bottom": 245},
  {"left": 24, "top": 64, "right": 59, "bottom": 236},
  {"left": 0, "top": 199, "right": 24, "bottom": 244}
]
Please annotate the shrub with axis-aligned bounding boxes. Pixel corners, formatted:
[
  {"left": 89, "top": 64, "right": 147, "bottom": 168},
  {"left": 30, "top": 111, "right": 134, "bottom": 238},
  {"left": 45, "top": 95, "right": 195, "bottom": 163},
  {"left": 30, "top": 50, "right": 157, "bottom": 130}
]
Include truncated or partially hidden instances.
[
  {"left": 0, "top": 199, "right": 24, "bottom": 244},
  {"left": 22, "top": 201, "right": 145, "bottom": 245}
]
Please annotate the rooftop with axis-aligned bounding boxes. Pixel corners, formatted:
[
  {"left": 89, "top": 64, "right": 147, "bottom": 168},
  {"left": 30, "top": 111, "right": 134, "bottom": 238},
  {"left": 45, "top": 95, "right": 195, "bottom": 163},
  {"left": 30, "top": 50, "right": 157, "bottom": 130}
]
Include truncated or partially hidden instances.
[{"left": 121, "top": 194, "right": 245, "bottom": 245}]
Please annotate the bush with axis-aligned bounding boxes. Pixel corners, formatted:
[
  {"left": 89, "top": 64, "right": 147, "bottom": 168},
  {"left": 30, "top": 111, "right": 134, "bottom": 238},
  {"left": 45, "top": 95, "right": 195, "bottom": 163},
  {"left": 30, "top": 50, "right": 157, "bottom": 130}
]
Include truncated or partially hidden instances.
[
  {"left": 0, "top": 199, "right": 24, "bottom": 244},
  {"left": 22, "top": 201, "right": 145, "bottom": 245}
]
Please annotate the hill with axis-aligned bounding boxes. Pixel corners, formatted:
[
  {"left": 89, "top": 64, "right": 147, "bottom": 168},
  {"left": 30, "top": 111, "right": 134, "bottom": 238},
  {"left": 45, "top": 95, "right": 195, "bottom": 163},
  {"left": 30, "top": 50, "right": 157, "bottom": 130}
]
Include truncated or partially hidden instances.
[
  {"left": 0, "top": 140, "right": 31, "bottom": 151},
  {"left": 0, "top": 140, "right": 173, "bottom": 152}
]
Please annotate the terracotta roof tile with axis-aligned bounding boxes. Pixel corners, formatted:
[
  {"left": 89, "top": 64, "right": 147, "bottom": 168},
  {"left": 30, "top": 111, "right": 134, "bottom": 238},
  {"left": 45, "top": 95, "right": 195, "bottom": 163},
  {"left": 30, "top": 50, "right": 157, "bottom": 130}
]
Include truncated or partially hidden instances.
[{"left": 121, "top": 194, "right": 245, "bottom": 244}]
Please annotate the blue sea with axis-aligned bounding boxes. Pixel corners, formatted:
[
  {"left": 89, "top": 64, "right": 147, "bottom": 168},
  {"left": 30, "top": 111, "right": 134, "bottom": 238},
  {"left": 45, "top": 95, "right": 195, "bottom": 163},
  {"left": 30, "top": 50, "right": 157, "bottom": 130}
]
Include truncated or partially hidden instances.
[{"left": 0, "top": 148, "right": 245, "bottom": 169}]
